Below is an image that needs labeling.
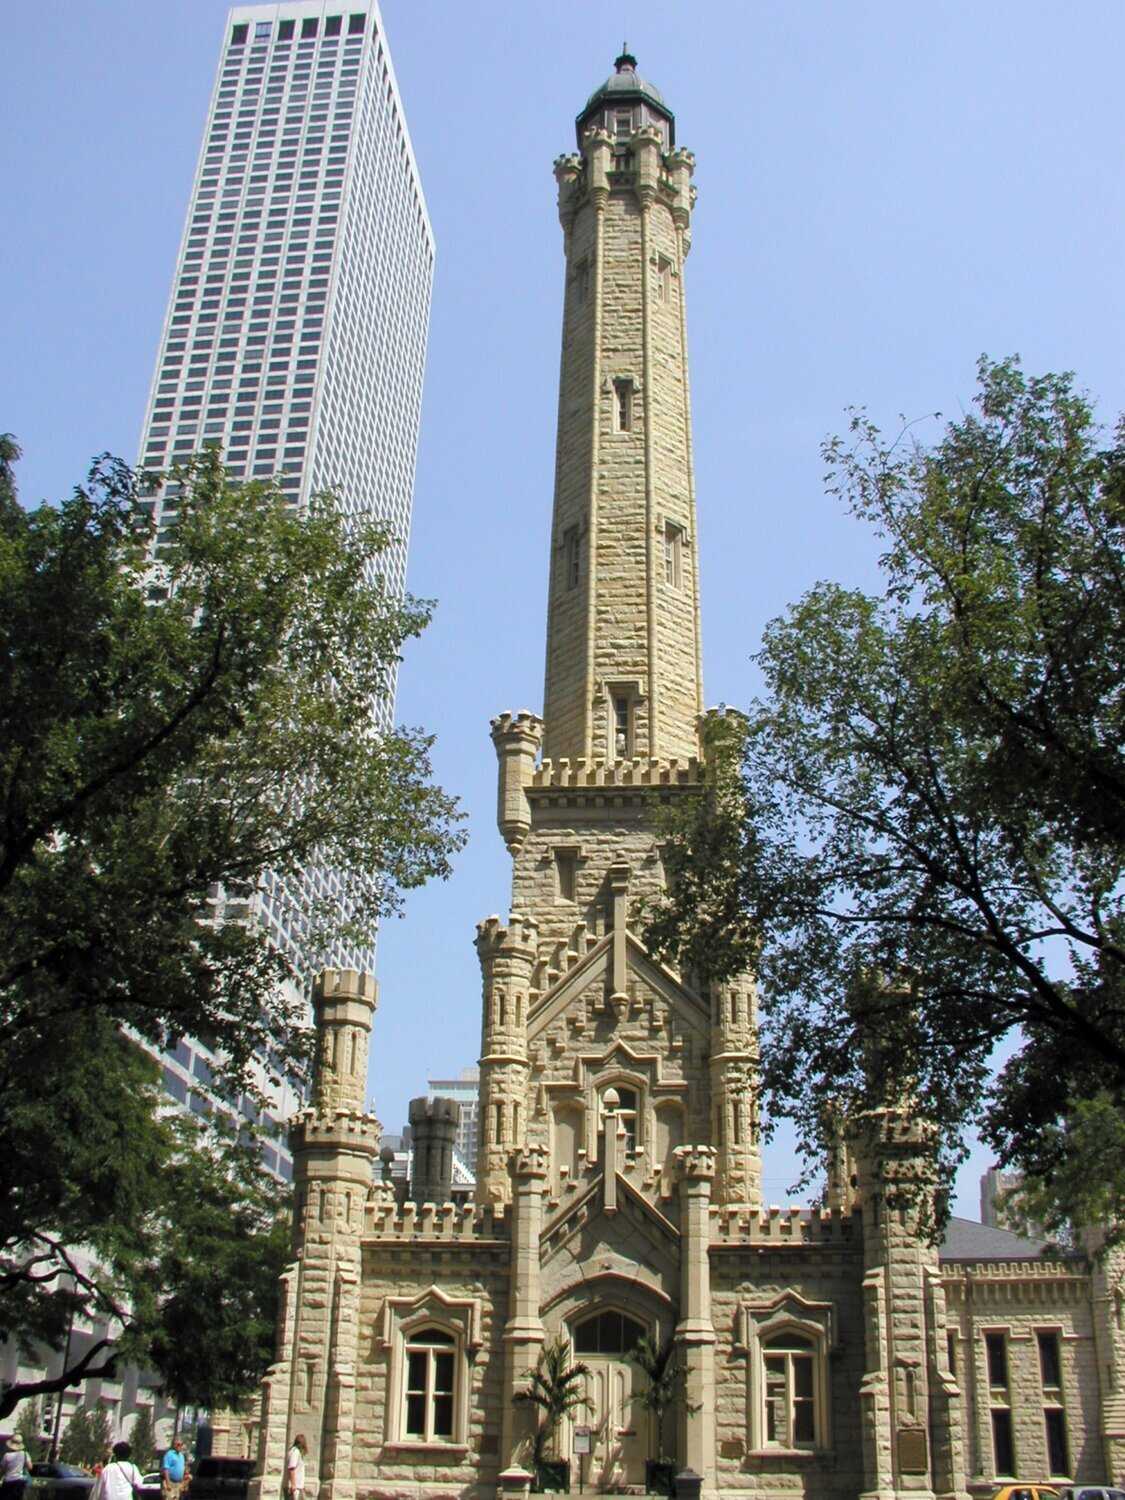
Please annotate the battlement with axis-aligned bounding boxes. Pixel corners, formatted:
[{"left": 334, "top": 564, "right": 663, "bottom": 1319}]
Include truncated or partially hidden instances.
[
  {"left": 476, "top": 912, "right": 539, "bottom": 957},
  {"left": 710, "top": 1204, "right": 857, "bottom": 1248},
  {"left": 530, "top": 756, "right": 705, "bottom": 790},
  {"left": 409, "top": 1096, "right": 460, "bottom": 1127},
  {"left": 290, "top": 1107, "right": 381, "bottom": 1149},
  {"left": 363, "top": 1196, "right": 510, "bottom": 1243},
  {"left": 491, "top": 710, "right": 544, "bottom": 744},
  {"left": 313, "top": 968, "right": 378, "bottom": 1007}
]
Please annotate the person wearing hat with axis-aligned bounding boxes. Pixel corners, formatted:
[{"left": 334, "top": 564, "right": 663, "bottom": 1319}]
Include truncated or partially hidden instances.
[{"left": 1, "top": 1433, "right": 29, "bottom": 1500}]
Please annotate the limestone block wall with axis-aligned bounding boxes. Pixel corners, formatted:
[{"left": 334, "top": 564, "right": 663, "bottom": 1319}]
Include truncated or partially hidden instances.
[
  {"left": 511, "top": 772, "right": 703, "bottom": 956},
  {"left": 350, "top": 1210, "right": 511, "bottom": 1500},
  {"left": 943, "top": 1261, "right": 1102, "bottom": 1491},
  {"left": 709, "top": 1225, "right": 867, "bottom": 1500}
]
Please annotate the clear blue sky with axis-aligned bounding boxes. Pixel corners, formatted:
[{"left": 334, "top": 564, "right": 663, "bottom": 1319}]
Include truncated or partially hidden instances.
[{"left": 4, "top": 2, "right": 1124, "bottom": 1215}]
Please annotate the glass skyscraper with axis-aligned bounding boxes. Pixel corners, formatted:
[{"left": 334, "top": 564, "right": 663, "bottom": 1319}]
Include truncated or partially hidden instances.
[{"left": 138, "top": 0, "right": 433, "bottom": 995}]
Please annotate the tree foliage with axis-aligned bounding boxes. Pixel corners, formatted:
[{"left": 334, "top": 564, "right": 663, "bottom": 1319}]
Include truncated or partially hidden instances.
[
  {"left": 0, "top": 439, "right": 462, "bottom": 1414},
  {"left": 15, "top": 1398, "right": 47, "bottom": 1460},
  {"left": 0, "top": 440, "right": 462, "bottom": 1091},
  {"left": 128, "top": 1406, "right": 156, "bottom": 1474},
  {"left": 59, "top": 1403, "right": 111, "bottom": 1468},
  {"left": 645, "top": 358, "right": 1125, "bottom": 1222},
  {"left": 0, "top": 1026, "right": 291, "bottom": 1420}
]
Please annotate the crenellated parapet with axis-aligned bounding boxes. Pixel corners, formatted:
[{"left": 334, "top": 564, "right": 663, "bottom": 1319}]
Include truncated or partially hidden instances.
[
  {"left": 530, "top": 755, "right": 704, "bottom": 789},
  {"left": 363, "top": 1196, "right": 511, "bottom": 1242},
  {"left": 710, "top": 1203, "right": 857, "bottom": 1247}
]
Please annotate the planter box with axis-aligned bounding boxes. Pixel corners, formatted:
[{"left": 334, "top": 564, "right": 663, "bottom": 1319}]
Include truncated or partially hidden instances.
[{"left": 645, "top": 1459, "right": 677, "bottom": 1496}]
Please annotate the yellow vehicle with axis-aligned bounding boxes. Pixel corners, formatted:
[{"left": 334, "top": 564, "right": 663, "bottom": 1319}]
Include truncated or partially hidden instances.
[{"left": 991, "top": 1485, "right": 1061, "bottom": 1500}]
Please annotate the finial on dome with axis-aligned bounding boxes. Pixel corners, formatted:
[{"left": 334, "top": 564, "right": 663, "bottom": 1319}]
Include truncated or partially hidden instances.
[{"left": 615, "top": 48, "right": 637, "bottom": 73}]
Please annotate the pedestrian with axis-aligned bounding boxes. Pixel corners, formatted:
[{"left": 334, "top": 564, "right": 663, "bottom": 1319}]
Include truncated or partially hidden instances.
[
  {"left": 161, "top": 1437, "right": 187, "bottom": 1500},
  {"left": 284, "top": 1435, "right": 307, "bottom": 1500},
  {"left": 92, "top": 1442, "right": 143, "bottom": 1500},
  {"left": 1, "top": 1434, "right": 29, "bottom": 1500}
]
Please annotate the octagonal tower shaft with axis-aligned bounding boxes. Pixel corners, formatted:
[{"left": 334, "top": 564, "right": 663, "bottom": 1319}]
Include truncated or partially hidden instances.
[{"left": 543, "top": 122, "right": 702, "bottom": 765}]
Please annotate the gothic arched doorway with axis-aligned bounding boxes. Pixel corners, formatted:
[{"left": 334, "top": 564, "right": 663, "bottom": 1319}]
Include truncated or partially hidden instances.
[{"left": 569, "top": 1308, "right": 651, "bottom": 1490}]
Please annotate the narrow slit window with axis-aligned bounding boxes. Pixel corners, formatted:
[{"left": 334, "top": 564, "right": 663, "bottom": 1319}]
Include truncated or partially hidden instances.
[
  {"left": 555, "top": 848, "right": 578, "bottom": 902},
  {"left": 614, "top": 379, "right": 633, "bottom": 433},
  {"left": 613, "top": 695, "right": 632, "bottom": 758},
  {"left": 664, "top": 522, "right": 683, "bottom": 587},
  {"left": 564, "top": 525, "right": 580, "bottom": 590}
]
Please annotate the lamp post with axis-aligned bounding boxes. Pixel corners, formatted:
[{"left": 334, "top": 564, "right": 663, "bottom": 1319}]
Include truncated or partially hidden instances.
[{"left": 48, "top": 1278, "right": 77, "bottom": 1462}]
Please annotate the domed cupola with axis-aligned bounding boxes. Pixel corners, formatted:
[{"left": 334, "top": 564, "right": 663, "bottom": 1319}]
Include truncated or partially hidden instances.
[{"left": 575, "top": 49, "right": 675, "bottom": 149}]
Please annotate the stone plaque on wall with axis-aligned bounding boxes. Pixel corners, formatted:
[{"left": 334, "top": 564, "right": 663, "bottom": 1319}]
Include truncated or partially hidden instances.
[
  {"left": 479, "top": 1434, "right": 499, "bottom": 1457},
  {"left": 897, "top": 1426, "right": 929, "bottom": 1474},
  {"left": 719, "top": 1440, "right": 744, "bottom": 1460}
]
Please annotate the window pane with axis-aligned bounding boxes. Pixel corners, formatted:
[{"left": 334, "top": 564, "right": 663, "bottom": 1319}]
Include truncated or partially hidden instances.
[
  {"left": 793, "top": 1399, "right": 815, "bottom": 1444},
  {"left": 765, "top": 1334, "right": 814, "bottom": 1352},
  {"left": 405, "top": 1392, "right": 426, "bottom": 1436},
  {"left": 991, "top": 1408, "right": 1015, "bottom": 1475},
  {"left": 1045, "top": 1408, "right": 1068, "bottom": 1475},
  {"left": 406, "top": 1351, "right": 426, "bottom": 1393},
  {"left": 986, "top": 1333, "right": 1009, "bottom": 1387},
  {"left": 1038, "top": 1331, "right": 1062, "bottom": 1388},
  {"left": 433, "top": 1394, "right": 454, "bottom": 1437},
  {"left": 793, "top": 1355, "right": 814, "bottom": 1399},
  {"left": 434, "top": 1353, "right": 455, "bottom": 1394},
  {"left": 412, "top": 1326, "right": 455, "bottom": 1346}
]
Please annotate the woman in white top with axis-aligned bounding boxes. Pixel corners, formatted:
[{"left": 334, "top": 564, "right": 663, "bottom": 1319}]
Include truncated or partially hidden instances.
[
  {"left": 93, "top": 1442, "right": 143, "bottom": 1500},
  {"left": 1, "top": 1434, "right": 29, "bottom": 1500}
]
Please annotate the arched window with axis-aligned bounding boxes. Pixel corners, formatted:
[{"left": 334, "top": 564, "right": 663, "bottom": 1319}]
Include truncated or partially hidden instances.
[
  {"left": 762, "top": 1332, "right": 817, "bottom": 1448},
  {"left": 573, "top": 1309, "right": 647, "bottom": 1356},
  {"left": 403, "top": 1326, "right": 457, "bottom": 1442}
]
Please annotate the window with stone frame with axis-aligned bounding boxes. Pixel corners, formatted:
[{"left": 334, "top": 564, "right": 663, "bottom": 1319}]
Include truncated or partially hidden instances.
[
  {"left": 762, "top": 1332, "right": 817, "bottom": 1449},
  {"left": 403, "top": 1325, "right": 456, "bottom": 1442},
  {"left": 1037, "top": 1330, "right": 1069, "bottom": 1476},
  {"left": 380, "top": 1292, "right": 480, "bottom": 1452},
  {"left": 663, "top": 521, "right": 684, "bottom": 588},
  {"left": 739, "top": 1300, "right": 833, "bottom": 1456}
]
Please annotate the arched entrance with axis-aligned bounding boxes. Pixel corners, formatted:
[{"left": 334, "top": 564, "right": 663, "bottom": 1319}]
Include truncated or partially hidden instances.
[{"left": 569, "top": 1308, "right": 652, "bottom": 1490}]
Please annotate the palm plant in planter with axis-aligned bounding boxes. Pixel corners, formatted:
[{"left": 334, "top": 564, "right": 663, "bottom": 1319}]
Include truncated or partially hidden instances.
[
  {"left": 629, "top": 1333, "right": 699, "bottom": 1496},
  {"left": 514, "top": 1337, "right": 592, "bottom": 1492}
]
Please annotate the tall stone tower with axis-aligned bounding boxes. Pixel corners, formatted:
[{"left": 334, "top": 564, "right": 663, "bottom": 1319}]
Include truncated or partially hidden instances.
[
  {"left": 253, "top": 57, "right": 1120, "bottom": 1500},
  {"left": 477, "top": 50, "right": 762, "bottom": 1218}
]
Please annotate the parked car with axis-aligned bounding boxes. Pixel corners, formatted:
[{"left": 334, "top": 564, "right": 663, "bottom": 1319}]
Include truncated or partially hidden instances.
[
  {"left": 138, "top": 1473, "right": 163, "bottom": 1500},
  {"left": 185, "top": 1457, "right": 253, "bottom": 1500},
  {"left": 28, "top": 1463, "right": 96, "bottom": 1500},
  {"left": 1057, "top": 1488, "right": 1125, "bottom": 1500},
  {"left": 991, "top": 1486, "right": 1061, "bottom": 1500}
]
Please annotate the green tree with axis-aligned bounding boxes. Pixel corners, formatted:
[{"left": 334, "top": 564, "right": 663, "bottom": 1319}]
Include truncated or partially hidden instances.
[
  {"left": 514, "top": 1338, "right": 591, "bottom": 1486},
  {"left": 645, "top": 358, "right": 1125, "bottom": 1225},
  {"left": 0, "top": 442, "right": 463, "bottom": 1413},
  {"left": 0, "top": 441, "right": 461, "bottom": 1086},
  {"left": 58, "top": 1405, "right": 92, "bottom": 1467},
  {"left": 15, "top": 1397, "right": 46, "bottom": 1459},
  {"left": 145, "top": 1117, "right": 292, "bottom": 1412},
  {"left": 128, "top": 1406, "right": 157, "bottom": 1473}
]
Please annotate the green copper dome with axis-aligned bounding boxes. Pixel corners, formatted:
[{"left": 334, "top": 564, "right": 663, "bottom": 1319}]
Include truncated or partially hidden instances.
[{"left": 575, "top": 51, "right": 676, "bottom": 148}]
